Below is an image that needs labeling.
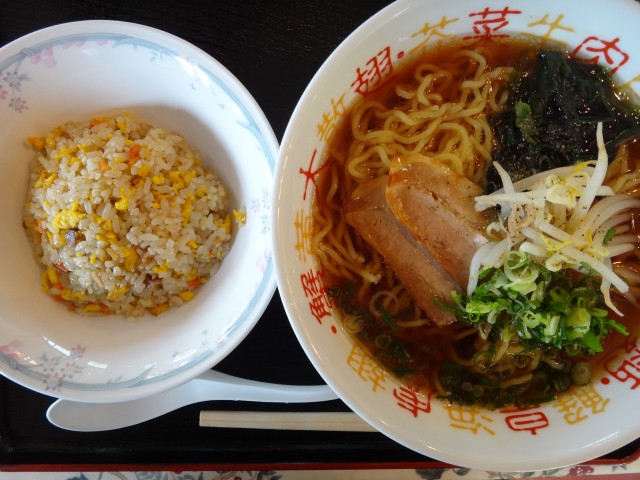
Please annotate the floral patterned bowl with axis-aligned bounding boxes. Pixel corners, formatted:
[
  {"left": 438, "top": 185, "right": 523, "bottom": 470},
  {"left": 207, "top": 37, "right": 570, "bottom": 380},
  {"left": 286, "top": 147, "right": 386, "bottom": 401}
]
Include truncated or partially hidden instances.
[
  {"left": 274, "top": 0, "right": 640, "bottom": 471},
  {"left": 0, "top": 21, "right": 277, "bottom": 402}
]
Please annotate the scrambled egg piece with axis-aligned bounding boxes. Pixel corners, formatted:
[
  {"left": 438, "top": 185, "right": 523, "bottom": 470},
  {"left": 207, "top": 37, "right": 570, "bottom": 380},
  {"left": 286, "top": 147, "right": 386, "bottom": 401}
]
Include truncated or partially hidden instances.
[
  {"left": 151, "top": 175, "right": 165, "bottom": 186},
  {"left": 177, "top": 290, "right": 195, "bottom": 302},
  {"left": 233, "top": 209, "right": 246, "bottom": 225},
  {"left": 121, "top": 246, "right": 138, "bottom": 272},
  {"left": 215, "top": 214, "right": 232, "bottom": 234},
  {"left": 51, "top": 202, "right": 85, "bottom": 229},
  {"left": 181, "top": 195, "right": 194, "bottom": 226}
]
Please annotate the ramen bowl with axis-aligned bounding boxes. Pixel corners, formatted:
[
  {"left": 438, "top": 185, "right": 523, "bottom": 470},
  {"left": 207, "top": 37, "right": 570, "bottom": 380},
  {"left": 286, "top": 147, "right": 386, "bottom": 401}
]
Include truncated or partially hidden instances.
[
  {"left": 274, "top": 0, "right": 640, "bottom": 471},
  {"left": 0, "top": 21, "right": 277, "bottom": 403}
]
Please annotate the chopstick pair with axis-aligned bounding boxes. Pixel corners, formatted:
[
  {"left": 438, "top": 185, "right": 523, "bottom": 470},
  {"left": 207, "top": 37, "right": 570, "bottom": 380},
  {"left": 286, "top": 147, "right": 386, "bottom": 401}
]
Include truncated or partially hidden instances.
[{"left": 199, "top": 410, "right": 377, "bottom": 432}]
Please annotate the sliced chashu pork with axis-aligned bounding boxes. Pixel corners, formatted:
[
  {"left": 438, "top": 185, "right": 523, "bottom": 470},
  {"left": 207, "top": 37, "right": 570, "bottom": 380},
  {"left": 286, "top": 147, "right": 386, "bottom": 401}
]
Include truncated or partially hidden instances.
[
  {"left": 344, "top": 175, "right": 459, "bottom": 326},
  {"left": 386, "top": 155, "right": 492, "bottom": 288}
]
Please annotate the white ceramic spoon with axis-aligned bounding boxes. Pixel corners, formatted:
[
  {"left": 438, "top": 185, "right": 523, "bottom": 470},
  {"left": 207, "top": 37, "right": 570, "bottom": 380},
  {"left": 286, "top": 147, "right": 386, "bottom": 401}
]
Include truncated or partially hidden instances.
[{"left": 46, "top": 369, "right": 339, "bottom": 432}]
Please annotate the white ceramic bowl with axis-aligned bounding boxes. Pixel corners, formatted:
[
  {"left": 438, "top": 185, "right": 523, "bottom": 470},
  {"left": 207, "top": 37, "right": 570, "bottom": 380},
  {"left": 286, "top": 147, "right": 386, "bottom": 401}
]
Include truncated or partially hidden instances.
[
  {"left": 0, "top": 21, "right": 277, "bottom": 402},
  {"left": 274, "top": 0, "right": 640, "bottom": 471}
]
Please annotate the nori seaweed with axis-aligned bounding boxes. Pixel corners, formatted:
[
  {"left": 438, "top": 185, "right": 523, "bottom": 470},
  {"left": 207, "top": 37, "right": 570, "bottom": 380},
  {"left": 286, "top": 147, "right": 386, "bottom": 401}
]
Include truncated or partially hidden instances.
[{"left": 486, "top": 50, "right": 640, "bottom": 193}]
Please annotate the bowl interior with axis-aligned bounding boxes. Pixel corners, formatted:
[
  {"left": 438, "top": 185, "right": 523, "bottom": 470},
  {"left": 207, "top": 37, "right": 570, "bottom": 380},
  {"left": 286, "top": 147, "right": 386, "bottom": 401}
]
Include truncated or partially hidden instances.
[
  {"left": 0, "top": 20, "right": 277, "bottom": 402},
  {"left": 274, "top": 0, "right": 640, "bottom": 471}
]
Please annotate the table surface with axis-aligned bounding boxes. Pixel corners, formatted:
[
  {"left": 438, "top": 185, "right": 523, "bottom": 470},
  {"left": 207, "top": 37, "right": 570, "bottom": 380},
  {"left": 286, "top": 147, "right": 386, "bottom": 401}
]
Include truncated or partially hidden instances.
[{"left": 2, "top": 1, "right": 640, "bottom": 479}]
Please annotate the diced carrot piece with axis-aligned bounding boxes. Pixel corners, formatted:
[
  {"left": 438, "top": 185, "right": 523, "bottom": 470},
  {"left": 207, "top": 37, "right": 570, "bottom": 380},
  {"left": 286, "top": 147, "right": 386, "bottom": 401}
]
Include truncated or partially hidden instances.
[
  {"left": 186, "top": 278, "right": 203, "bottom": 288},
  {"left": 88, "top": 117, "right": 110, "bottom": 129},
  {"left": 128, "top": 144, "right": 142, "bottom": 168},
  {"left": 130, "top": 143, "right": 141, "bottom": 158}
]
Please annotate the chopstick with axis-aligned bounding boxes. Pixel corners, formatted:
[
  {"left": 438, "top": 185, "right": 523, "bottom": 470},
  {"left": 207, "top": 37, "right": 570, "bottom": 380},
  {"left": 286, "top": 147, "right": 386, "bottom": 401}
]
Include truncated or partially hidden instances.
[{"left": 199, "top": 410, "right": 377, "bottom": 432}]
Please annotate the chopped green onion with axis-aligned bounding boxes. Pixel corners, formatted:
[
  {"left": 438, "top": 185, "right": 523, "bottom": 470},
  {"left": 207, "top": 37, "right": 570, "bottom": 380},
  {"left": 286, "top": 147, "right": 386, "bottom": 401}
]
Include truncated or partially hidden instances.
[
  {"left": 452, "top": 251, "right": 628, "bottom": 356},
  {"left": 603, "top": 227, "right": 616, "bottom": 245}
]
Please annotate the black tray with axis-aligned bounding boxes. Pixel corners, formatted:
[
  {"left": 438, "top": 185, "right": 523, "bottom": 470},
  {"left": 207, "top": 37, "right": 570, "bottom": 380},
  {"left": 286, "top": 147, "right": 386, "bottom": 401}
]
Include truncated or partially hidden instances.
[
  {"left": 0, "top": 291, "right": 439, "bottom": 467},
  {"left": 1, "top": 291, "right": 639, "bottom": 467},
  {"left": 1, "top": 0, "right": 640, "bottom": 469}
]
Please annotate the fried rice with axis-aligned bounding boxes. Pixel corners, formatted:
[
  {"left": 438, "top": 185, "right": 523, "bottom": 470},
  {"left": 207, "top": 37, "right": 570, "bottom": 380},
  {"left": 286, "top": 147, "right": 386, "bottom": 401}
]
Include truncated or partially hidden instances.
[{"left": 23, "top": 113, "right": 238, "bottom": 317}]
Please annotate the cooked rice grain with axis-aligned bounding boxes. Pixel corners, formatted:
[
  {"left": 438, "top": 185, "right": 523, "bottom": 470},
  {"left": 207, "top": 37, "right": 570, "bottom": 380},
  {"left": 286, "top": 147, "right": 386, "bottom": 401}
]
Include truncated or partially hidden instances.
[{"left": 23, "top": 113, "right": 236, "bottom": 317}]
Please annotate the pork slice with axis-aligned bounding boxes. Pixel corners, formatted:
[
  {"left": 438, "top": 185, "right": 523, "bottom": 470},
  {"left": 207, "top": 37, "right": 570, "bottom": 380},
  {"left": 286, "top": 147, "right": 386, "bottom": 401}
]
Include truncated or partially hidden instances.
[
  {"left": 344, "top": 175, "right": 459, "bottom": 326},
  {"left": 386, "top": 155, "right": 492, "bottom": 288}
]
